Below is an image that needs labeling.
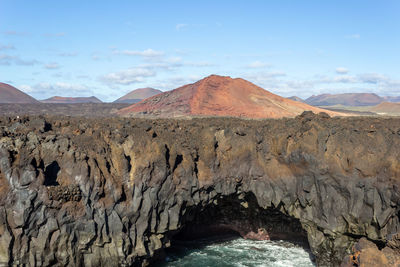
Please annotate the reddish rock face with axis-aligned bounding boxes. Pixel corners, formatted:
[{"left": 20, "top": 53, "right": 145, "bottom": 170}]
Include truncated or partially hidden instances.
[
  {"left": 0, "top": 82, "right": 38, "bottom": 103},
  {"left": 341, "top": 237, "right": 400, "bottom": 267},
  {"left": 118, "top": 75, "right": 342, "bottom": 118}
]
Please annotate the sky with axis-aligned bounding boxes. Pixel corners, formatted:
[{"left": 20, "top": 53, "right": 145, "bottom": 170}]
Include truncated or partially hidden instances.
[{"left": 0, "top": 0, "right": 399, "bottom": 102}]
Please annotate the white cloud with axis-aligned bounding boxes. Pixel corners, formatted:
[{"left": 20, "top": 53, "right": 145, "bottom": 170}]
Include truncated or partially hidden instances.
[
  {"left": 20, "top": 82, "right": 93, "bottom": 98},
  {"left": 151, "top": 75, "right": 202, "bottom": 90},
  {"left": 241, "top": 70, "right": 397, "bottom": 98},
  {"left": 113, "top": 48, "right": 164, "bottom": 57},
  {"left": 186, "top": 61, "right": 216, "bottom": 67},
  {"left": 0, "top": 54, "right": 39, "bottom": 66},
  {"left": 345, "top": 33, "right": 360, "bottom": 39},
  {"left": 246, "top": 61, "right": 270, "bottom": 69},
  {"left": 136, "top": 60, "right": 215, "bottom": 71},
  {"left": 0, "top": 44, "right": 15, "bottom": 50},
  {"left": 0, "top": 54, "right": 13, "bottom": 65},
  {"left": 358, "top": 73, "right": 388, "bottom": 84},
  {"left": 35, "top": 82, "right": 88, "bottom": 92},
  {"left": 44, "top": 32, "right": 66, "bottom": 37},
  {"left": 332, "top": 75, "right": 357, "bottom": 83},
  {"left": 138, "top": 62, "right": 181, "bottom": 70},
  {"left": 76, "top": 74, "right": 90, "bottom": 79},
  {"left": 176, "top": 24, "right": 187, "bottom": 30},
  {"left": 15, "top": 58, "right": 40, "bottom": 66},
  {"left": 99, "top": 67, "right": 156, "bottom": 86},
  {"left": 244, "top": 71, "right": 286, "bottom": 82},
  {"left": 3, "top": 31, "right": 28, "bottom": 36},
  {"left": 167, "top": 56, "right": 182, "bottom": 63},
  {"left": 19, "top": 84, "right": 34, "bottom": 93},
  {"left": 58, "top": 51, "right": 77, "bottom": 57},
  {"left": 335, "top": 67, "right": 348, "bottom": 74},
  {"left": 44, "top": 62, "right": 60, "bottom": 69}
]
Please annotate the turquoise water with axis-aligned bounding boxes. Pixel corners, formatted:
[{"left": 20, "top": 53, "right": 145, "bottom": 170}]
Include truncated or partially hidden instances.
[{"left": 160, "top": 237, "right": 315, "bottom": 267}]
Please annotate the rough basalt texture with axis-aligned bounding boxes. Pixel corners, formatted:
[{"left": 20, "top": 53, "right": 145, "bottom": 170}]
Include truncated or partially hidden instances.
[
  {"left": 340, "top": 236, "right": 400, "bottom": 266},
  {"left": 0, "top": 113, "right": 400, "bottom": 266}
]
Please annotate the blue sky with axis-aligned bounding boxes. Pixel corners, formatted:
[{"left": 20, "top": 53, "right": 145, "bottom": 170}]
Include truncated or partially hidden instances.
[{"left": 0, "top": 0, "right": 399, "bottom": 101}]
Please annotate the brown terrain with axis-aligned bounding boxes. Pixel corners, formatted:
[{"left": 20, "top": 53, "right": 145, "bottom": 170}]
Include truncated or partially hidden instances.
[
  {"left": 370, "top": 102, "right": 400, "bottom": 115},
  {"left": 0, "top": 82, "right": 39, "bottom": 103},
  {"left": 118, "top": 75, "right": 342, "bottom": 118},
  {"left": 41, "top": 96, "right": 102, "bottom": 104},
  {"left": 305, "top": 93, "right": 383, "bottom": 106},
  {"left": 113, "top": 87, "right": 162, "bottom": 104},
  {"left": 0, "top": 103, "right": 130, "bottom": 117}
]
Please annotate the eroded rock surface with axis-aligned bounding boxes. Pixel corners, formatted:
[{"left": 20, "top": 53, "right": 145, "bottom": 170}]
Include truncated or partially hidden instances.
[{"left": 0, "top": 113, "right": 400, "bottom": 266}]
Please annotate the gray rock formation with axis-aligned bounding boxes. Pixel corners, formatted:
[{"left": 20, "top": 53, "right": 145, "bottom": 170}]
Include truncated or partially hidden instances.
[{"left": 0, "top": 113, "right": 400, "bottom": 266}]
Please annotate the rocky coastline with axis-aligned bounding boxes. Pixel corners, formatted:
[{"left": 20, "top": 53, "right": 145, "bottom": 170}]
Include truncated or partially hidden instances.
[{"left": 1, "top": 112, "right": 400, "bottom": 266}]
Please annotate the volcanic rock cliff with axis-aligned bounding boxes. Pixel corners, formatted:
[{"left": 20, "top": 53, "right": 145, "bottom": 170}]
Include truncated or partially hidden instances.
[{"left": 0, "top": 114, "right": 400, "bottom": 266}]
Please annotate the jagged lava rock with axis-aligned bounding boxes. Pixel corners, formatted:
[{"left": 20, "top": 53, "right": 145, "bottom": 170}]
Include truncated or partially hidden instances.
[{"left": 0, "top": 113, "right": 400, "bottom": 266}]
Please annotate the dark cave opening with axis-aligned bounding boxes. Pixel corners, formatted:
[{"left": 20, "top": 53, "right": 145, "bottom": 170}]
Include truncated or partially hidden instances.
[
  {"left": 43, "top": 161, "right": 60, "bottom": 186},
  {"left": 160, "top": 192, "right": 315, "bottom": 266}
]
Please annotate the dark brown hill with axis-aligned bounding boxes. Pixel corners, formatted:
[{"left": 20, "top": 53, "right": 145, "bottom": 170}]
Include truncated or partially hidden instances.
[
  {"left": 370, "top": 102, "right": 400, "bottom": 115},
  {"left": 0, "top": 82, "right": 39, "bottom": 103}
]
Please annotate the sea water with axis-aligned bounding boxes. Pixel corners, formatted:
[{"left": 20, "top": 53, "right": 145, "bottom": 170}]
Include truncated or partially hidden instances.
[{"left": 160, "top": 237, "right": 315, "bottom": 267}]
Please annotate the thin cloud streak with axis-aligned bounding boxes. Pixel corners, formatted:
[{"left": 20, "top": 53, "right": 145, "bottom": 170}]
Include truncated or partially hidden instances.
[
  {"left": 345, "top": 33, "right": 360, "bottom": 39},
  {"left": 0, "top": 44, "right": 15, "bottom": 50},
  {"left": 335, "top": 67, "right": 348, "bottom": 74},
  {"left": 176, "top": 24, "right": 187, "bottom": 30},
  {"left": 44, "top": 63, "right": 61, "bottom": 70},
  {"left": 112, "top": 48, "right": 164, "bottom": 57},
  {"left": 0, "top": 54, "right": 40, "bottom": 66},
  {"left": 246, "top": 61, "right": 271, "bottom": 69}
]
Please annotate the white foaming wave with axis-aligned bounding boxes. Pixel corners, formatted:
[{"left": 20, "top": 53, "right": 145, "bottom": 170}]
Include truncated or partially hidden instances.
[{"left": 164, "top": 238, "right": 315, "bottom": 267}]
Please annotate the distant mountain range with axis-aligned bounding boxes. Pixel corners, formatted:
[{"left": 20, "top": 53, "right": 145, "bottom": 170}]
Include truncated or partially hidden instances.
[
  {"left": 41, "top": 96, "right": 102, "bottom": 103},
  {"left": 370, "top": 102, "right": 400, "bottom": 115},
  {"left": 291, "top": 93, "right": 400, "bottom": 107},
  {"left": 0, "top": 82, "right": 39, "bottom": 103},
  {"left": 1, "top": 81, "right": 399, "bottom": 117},
  {"left": 287, "top": 96, "right": 305, "bottom": 103},
  {"left": 118, "top": 75, "right": 341, "bottom": 118},
  {"left": 383, "top": 96, "right": 400, "bottom": 103},
  {"left": 304, "top": 93, "right": 383, "bottom": 106},
  {"left": 113, "top": 88, "right": 162, "bottom": 104}
]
